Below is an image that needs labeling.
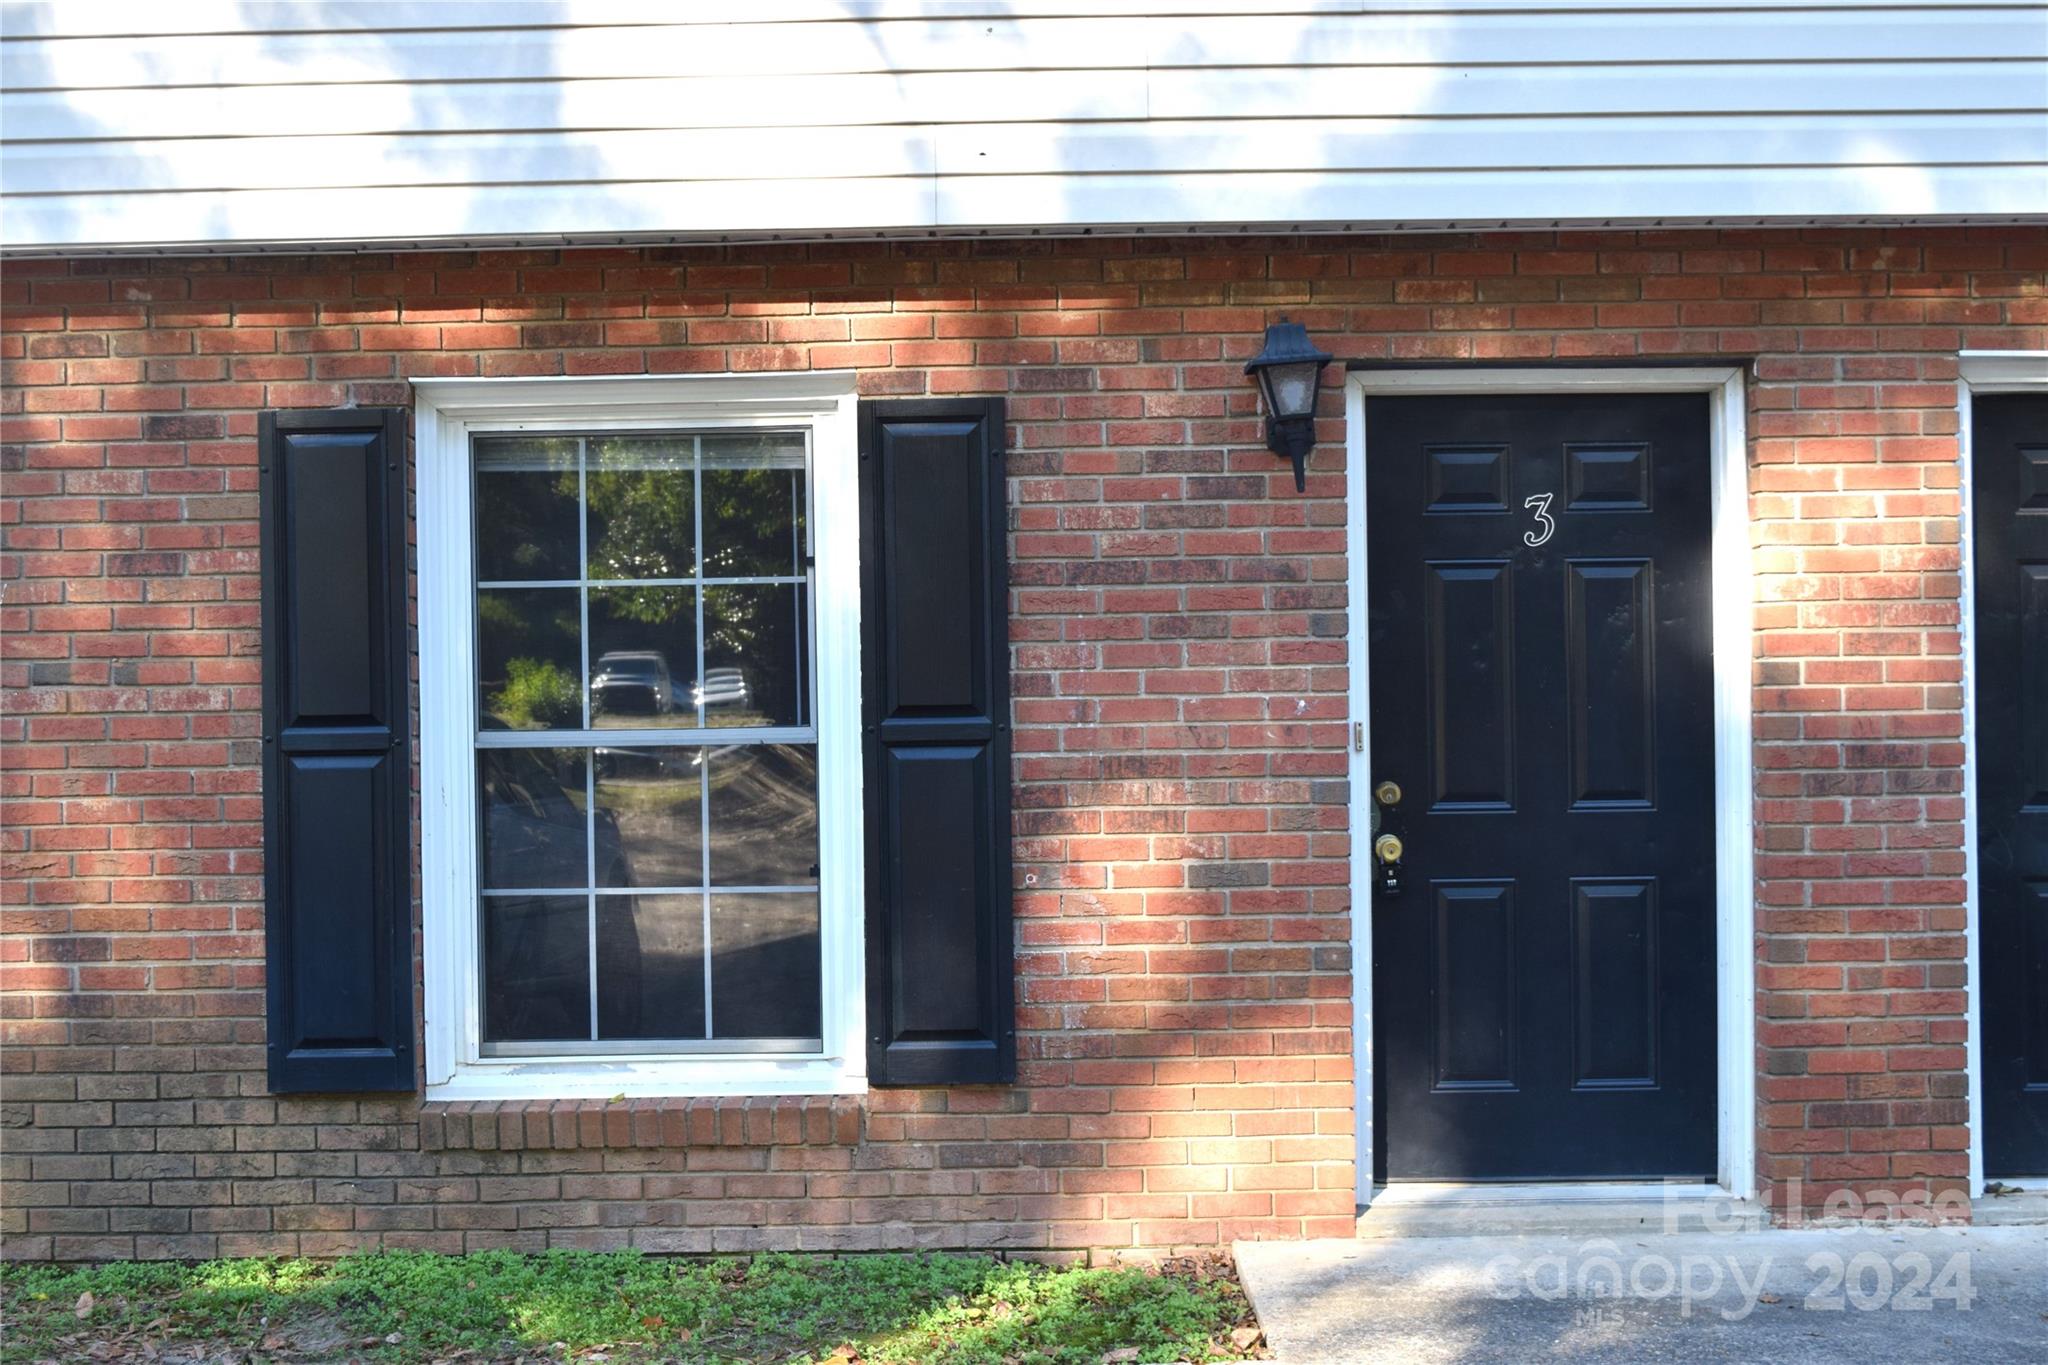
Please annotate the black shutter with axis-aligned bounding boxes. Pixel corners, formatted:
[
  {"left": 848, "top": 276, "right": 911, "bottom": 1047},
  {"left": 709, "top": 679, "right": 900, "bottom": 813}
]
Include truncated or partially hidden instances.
[
  {"left": 859, "top": 399, "right": 1014, "bottom": 1085},
  {"left": 259, "top": 408, "right": 415, "bottom": 1093}
]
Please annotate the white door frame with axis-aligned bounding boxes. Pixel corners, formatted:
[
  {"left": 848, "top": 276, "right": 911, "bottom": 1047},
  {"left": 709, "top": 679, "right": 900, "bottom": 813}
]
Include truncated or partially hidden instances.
[
  {"left": 1344, "top": 366, "right": 1754, "bottom": 1202},
  {"left": 1957, "top": 350, "right": 2048, "bottom": 1192}
]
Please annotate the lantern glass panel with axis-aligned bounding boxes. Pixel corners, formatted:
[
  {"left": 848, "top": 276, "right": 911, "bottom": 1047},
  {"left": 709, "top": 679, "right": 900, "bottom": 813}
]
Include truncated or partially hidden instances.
[{"left": 1266, "top": 361, "right": 1321, "bottom": 418}]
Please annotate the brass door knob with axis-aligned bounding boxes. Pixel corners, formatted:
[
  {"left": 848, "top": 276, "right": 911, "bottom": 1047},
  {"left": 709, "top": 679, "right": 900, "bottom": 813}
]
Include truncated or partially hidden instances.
[
  {"left": 1374, "top": 780, "right": 1402, "bottom": 807},
  {"left": 1374, "top": 833, "right": 1404, "bottom": 865}
]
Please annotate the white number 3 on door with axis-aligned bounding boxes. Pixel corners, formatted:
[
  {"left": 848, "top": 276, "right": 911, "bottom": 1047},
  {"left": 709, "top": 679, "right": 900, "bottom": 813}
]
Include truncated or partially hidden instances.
[{"left": 1523, "top": 492, "right": 1556, "bottom": 547}]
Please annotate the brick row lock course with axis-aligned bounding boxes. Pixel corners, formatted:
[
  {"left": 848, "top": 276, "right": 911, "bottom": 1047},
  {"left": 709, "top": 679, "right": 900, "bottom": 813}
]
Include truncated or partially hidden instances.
[{"left": 2, "top": 228, "right": 2043, "bottom": 1259}]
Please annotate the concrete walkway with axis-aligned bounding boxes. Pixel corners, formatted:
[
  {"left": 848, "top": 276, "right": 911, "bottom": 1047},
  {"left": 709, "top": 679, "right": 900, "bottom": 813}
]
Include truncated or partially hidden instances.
[{"left": 1235, "top": 1224, "right": 2048, "bottom": 1363}]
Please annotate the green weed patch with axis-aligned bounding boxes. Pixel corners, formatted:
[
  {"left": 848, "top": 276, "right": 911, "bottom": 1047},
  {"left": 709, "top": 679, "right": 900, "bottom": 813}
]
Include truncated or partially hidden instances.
[{"left": 0, "top": 1248, "right": 1261, "bottom": 1364}]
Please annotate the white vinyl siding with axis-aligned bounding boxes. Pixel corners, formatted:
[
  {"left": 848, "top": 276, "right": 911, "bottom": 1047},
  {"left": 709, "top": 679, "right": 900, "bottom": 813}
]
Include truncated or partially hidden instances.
[{"left": 2, "top": 1, "right": 2043, "bottom": 253}]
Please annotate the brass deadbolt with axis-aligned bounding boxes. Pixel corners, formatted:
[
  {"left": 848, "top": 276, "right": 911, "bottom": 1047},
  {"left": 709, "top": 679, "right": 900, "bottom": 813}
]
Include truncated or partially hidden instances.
[
  {"left": 1374, "top": 833, "right": 1404, "bottom": 865},
  {"left": 1373, "top": 780, "right": 1403, "bottom": 807}
]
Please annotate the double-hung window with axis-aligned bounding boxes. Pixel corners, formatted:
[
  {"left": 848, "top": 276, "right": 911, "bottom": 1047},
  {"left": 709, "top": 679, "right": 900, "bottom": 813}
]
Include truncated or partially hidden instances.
[{"left": 416, "top": 375, "right": 863, "bottom": 1100}]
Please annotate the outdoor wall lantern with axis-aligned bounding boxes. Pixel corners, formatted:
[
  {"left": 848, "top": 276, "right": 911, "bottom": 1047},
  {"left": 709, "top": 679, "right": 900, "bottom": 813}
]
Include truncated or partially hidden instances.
[{"left": 1244, "top": 319, "right": 1333, "bottom": 492}]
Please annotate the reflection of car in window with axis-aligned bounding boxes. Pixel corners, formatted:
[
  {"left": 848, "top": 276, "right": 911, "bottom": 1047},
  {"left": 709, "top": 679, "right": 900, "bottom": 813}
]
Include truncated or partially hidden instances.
[
  {"left": 591, "top": 650, "right": 673, "bottom": 717},
  {"left": 693, "top": 666, "right": 749, "bottom": 712}
]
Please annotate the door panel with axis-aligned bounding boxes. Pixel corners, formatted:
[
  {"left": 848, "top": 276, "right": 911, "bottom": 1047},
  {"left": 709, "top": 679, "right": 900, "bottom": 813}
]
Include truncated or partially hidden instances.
[
  {"left": 1566, "top": 560, "right": 1656, "bottom": 807},
  {"left": 2024, "top": 882, "right": 2048, "bottom": 1091},
  {"left": 1975, "top": 392, "right": 2048, "bottom": 1176},
  {"left": 1426, "top": 562, "right": 1516, "bottom": 808},
  {"left": 1368, "top": 392, "right": 1717, "bottom": 1182},
  {"left": 1434, "top": 881, "right": 1518, "bottom": 1089},
  {"left": 1572, "top": 878, "right": 1659, "bottom": 1088}
]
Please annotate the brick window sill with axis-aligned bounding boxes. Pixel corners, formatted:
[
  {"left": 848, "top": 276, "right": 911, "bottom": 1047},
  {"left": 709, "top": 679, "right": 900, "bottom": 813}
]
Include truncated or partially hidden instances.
[{"left": 418, "top": 1096, "right": 864, "bottom": 1152}]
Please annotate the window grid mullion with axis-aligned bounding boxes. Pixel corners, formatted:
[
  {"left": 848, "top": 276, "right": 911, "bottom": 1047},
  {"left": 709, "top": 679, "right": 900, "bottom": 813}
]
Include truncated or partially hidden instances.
[
  {"left": 484, "top": 884, "right": 819, "bottom": 898},
  {"left": 694, "top": 435, "right": 707, "bottom": 730},
  {"left": 579, "top": 437, "right": 599, "bottom": 1043},
  {"left": 577, "top": 437, "right": 591, "bottom": 732},
  {"left": 695, "top": 436, "right": 715, "bottom": 1041},
  {"left": 476, "top": 726, "right": 817, "bottom": 748},
  {"left": 793, "top": 463, "right": 807, "bottom": 730},
  {"left": 478, "top": 575, "right": 807, "bottom": 590},
  {"left": 586, "top": 757, "right": 598, "bottom": 1043}
]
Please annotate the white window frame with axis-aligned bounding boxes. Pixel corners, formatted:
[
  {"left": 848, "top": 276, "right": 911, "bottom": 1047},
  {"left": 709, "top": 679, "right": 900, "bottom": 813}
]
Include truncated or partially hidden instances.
[{"left": 414, "top": 372, "right": 865, "bottom": 1101}]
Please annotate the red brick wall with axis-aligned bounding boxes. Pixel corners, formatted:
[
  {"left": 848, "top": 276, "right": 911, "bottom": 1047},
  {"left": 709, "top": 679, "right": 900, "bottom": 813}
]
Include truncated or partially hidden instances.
[{"left": 3, "top": 228, "right": 2043, "bottom": 1260}]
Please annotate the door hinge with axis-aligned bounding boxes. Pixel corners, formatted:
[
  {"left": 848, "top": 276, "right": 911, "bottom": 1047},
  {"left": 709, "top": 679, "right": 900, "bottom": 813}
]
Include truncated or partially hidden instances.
[{"left": 1353, "top": 721, "right": 1365, "bottom": 754}]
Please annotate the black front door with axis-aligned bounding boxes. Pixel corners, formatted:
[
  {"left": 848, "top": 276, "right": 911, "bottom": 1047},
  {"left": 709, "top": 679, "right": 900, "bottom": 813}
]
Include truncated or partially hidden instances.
[
  {"left": 1368, "top": 392, "right": 1718, "bottom": 1181},
  {"left": 1974, "top": 392, "right": 2048, "bottom": 1177}
]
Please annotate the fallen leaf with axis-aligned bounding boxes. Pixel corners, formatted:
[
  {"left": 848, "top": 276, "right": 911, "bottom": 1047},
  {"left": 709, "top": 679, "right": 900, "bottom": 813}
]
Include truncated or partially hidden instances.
[
  {"left": 1231, "top": 1325, "right": 1264, "bottom": 1350},
  {"left": 1758, "top": 1293, "right": 1782, "bottom": 1304},
  {"left": 74, "top": 1291, "right": 94, "bottom": 1320},
  {"left": 1100, "top": 1350, "right": 1140, "bottom": 1364},
  {"left": 640, "top": 1316, "right": 664, "bottom": 1329}
]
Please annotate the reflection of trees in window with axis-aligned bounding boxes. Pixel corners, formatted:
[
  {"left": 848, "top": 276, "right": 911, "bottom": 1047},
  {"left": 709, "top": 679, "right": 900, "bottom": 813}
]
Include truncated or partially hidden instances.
[
  {"left": 479, "top": 434, "right": 806, "bottom": 729},
  {"left": 474, "top": 437, "right": 578, "bottom": 581},
  {"left": 702, "top": 462, "right": 806, "bottom": 576},
  {"left": 702, "top": 461, "right": 808, "bottom": 727},
  {"left": 586, "top": 438, "right": 692, "bottom": 583},
  {"left": 489, "top": 656, "right": 580, "bottom": 730},
  {"left": 478, "top": 591, "right": 580, "bottom": 730}
]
